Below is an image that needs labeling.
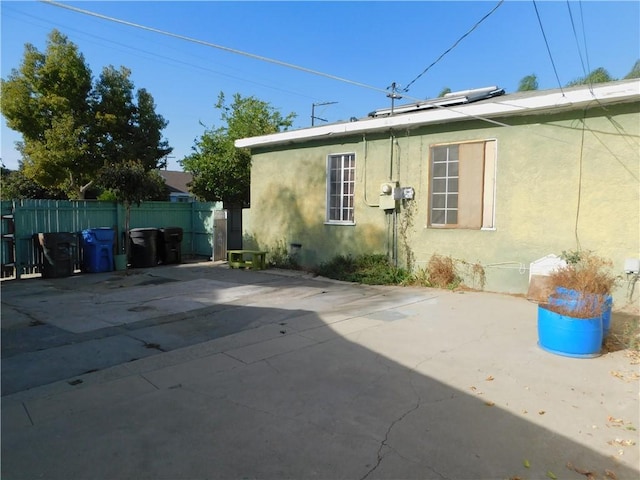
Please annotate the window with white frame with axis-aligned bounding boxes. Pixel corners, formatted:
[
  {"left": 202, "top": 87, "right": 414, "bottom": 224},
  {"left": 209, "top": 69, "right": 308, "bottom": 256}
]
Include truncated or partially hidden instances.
[
  {"left": 326, "top": 153, "right": 355, "bottom": 224},
  {"left": 429, "top": 140, "right": 496, "bottom": 229}
]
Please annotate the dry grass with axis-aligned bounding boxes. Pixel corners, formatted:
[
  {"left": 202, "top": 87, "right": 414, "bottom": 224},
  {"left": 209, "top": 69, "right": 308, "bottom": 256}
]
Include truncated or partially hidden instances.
[
  {"left": 543, "top": 292, "right": 610, "bottom": 318},
  {"left": 604, "top": 312, "right": 640, "bottom": 353},
  {"left": 426, "top": 254, "right": 459, "bottom": 289},
  {"left": 548, "top": 250, "right": 618, "bottom": 295},
  {"left": 403, "top": 254, "right": 485, "bottom": 291},
  {"left": 543, "top": 251, "right": 619, "bottom": 318}
]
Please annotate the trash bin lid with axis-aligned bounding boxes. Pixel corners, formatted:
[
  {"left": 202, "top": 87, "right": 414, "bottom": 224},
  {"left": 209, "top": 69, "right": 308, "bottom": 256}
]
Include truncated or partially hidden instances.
[
  {"left": 129, "top": 228, "right": 159, "bottom": 238},
  {"left": 82, "top": 228, "right": 114, "bottom": 243}
]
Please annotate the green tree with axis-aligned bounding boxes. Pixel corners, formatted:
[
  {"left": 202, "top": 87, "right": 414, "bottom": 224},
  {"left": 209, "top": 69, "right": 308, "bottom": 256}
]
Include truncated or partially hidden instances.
[
  {"left": 181, "top": 92, "right": 295, "bottom": 206},
  {"left": 1, "top": 30, "right": 172, "bottom": 199},
  {"left": 91, "top": 66, "right": 171, "bottom": 171},
  {"left": 624, "top": 59, "right": 640, "bottom": 79},
  {"left": 1, "top": 30, "right": 94, "bottom": 198},
  {"left": 437, "top": 87, "right": 452, "bottom": 97},
  {"left": 0, "top": 167, "right": 66, "bottom": 200},
  {"left": 566, "top": 67, "right": 615, "bottom": 87},
  {"left": 517, "top": 74, "right": 538, "bottom": 91},
  {"left": 98, "top": 160, "right": 168, "bottom": 261}
]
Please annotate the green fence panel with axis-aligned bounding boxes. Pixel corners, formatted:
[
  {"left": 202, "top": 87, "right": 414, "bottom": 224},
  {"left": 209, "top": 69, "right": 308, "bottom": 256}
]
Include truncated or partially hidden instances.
[{"left": 4, "top": 199, "right": 222, "bottom": 279}]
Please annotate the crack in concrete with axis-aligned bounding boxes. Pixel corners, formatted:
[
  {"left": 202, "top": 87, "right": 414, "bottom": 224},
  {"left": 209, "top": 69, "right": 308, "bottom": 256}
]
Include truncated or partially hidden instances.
[
  {"left": 21, "top": 402, "right": 34, "bottom": 426},
  {"left": 2, "top": 302, "right": 44, "bottom": 325},
  {"left": 359, "top": 379, "right": 422, "bottom": 480}
]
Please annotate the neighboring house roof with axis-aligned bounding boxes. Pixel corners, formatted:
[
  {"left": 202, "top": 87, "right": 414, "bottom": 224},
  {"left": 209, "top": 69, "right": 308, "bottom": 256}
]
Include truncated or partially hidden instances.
[
  {"left": 236, "top": 79, "right": 640, "bottom": 149},
  {"left": 158, "top": 170, "right": 193, "bottom": 194}
]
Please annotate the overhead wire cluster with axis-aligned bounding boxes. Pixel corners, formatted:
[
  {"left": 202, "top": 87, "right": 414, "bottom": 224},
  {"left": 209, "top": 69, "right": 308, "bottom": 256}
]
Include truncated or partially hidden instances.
[
  {"left": 403, "top": 0, "right": 505, "bottom": 94},
  {"left": 34, "top": 0, "right": 640, "bottom": 160},
  {"left": 4, "top": 4, "right": 317, "bottom": 103}
]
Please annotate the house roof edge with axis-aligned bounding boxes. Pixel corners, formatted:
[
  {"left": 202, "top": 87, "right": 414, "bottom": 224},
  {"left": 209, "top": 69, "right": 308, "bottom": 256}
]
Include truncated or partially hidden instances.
[{"left": 235, "top": 79, "right": 640, "bottom": 149}]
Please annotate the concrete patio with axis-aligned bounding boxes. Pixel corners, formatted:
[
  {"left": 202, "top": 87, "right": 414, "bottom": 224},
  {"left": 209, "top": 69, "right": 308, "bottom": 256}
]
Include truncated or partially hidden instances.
[{"left": 1, "top": 261, "right": 638, "bottom": 479}]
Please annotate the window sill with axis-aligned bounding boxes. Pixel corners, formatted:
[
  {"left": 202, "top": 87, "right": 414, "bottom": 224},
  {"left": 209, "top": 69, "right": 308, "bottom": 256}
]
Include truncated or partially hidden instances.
[{"left": 324, "top": 221, "right": 356, "bottom": 226}]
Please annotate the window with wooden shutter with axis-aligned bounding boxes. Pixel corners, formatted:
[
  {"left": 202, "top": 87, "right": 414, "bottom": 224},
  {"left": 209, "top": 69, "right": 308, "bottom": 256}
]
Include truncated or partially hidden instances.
[{"left": 429, "top": 140, "right": 496, "bottom": 229}]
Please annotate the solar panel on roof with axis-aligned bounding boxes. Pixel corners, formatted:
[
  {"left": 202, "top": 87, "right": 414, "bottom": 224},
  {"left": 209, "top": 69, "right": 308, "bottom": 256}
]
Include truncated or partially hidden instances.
[{"left": 369, "top": 86, "right": 505, "bottom": 118}]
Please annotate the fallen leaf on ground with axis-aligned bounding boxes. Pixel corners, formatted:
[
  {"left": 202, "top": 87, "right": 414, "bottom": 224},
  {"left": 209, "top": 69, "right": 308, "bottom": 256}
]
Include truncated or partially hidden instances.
[
  {"left": 546, "top": 470, "right": 557, "bottom": 479},
  {"left": 624, "top": 350, "right": 640, "bottom": 364},
  {"left": 538, "top": 410, "right": 546, "bottom": 415},
  {"left": 607, "top": 416, "right": 624, "bottom": 424},
  {"left": 523, "top": 459, "right": 530, "bottom": 468},
  {"left": 486, "top": 375, "right": 494, "bottom": 381},
  {"left": 485, "top": 401, "right": 495, "bottom": 406},
  {"left": 566, "top": 461, "right": 595, "bottom": 479},
  {"left": 607, "top": 438, "right": 636, "bottom": 446},
  {"left": 604, "top": 469, "right": 617, "bottom": 479}
]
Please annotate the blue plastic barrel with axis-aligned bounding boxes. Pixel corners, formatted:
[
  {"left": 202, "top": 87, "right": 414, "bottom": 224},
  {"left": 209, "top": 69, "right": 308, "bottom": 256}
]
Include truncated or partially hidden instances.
[
  {"left": 537, "top": 305, "right": 603, "bottom": 358},
  {"left": 81, "top": 228, "right": 114, "bottom": 273},
  {"left": 551, "top": 287, "right": 612, "bottom": 336}
]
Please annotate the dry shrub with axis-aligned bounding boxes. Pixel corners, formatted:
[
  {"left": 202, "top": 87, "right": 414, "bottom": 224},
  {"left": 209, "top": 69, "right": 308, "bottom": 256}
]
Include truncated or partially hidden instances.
[
  {"left": 548, "top": 250, "right": 618, "bottom": 295},
  {"left": 427, "top": 254, "right": 459, "bottom": 289},
  {"left": 544, "top": 292, "right": 609, "bottom": 318},
  {"left": 544, "top": 250, "right": 619, "bottom": 318},
  {"left": 459, "top": 260, "right": 486, "bottom": 290}
]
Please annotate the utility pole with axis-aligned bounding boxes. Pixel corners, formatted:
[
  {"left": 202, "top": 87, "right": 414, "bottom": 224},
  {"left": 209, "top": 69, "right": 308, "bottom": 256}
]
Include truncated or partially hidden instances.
[
  {"left": 386, "top": 82, "right": 404, "bottom": 115},
  {"left": 311, "top": 101, "right": 338, "bottom": 126}
]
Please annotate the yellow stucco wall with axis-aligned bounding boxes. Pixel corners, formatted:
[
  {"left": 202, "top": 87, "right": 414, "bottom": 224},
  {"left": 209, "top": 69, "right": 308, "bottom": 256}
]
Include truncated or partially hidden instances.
[{"left": 244, "top": 102, "right": 639, "bottom": 306}]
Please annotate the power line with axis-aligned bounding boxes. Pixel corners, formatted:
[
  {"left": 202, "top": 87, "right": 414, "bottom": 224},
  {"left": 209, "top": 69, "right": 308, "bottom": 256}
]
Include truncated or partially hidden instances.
[
  {"left": 532, "top": 0, "right": 565, "bottom": 95},
  {"left": 38, "top": 0, "right": 510, "bottom": 129},
  {"left": 403, "top": 0, "right": 504, "bottom": 93},
  {"left": 4, "top": 6, "right": 318, "bottom": 103},
  {"left": 566, "top": 1, "right": 589, "bottom": 83},
  {"left": 37, "top": 0, "right": 640, "bottom": 157},
  {"left": 578, "top": 1, "right": 592, "bottom": 82},
  {"left": 40, "top": 0, "right": 390, "bottom": 98}
]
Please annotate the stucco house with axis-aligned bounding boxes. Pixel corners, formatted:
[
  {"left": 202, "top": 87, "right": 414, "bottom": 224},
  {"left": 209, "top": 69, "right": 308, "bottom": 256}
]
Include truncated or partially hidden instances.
[{"left": 236, "top": 79, "right": 640, "bottom": 306}]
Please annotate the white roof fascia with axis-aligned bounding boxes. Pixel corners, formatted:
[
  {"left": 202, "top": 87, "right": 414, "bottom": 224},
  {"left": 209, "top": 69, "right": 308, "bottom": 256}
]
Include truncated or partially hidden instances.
[{"left": 235, "top": 80, "right": 640, "bottom": 149}]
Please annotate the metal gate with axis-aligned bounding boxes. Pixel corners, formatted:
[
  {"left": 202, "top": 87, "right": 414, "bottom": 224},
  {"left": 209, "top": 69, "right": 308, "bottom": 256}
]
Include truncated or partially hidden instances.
[{"left": 213, "top": 210, "right": 227, "bottom": 261}]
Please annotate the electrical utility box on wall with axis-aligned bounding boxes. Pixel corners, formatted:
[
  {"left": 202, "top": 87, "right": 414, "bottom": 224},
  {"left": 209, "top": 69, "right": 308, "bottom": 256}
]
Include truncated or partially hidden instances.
[{"left": 379, "top": 182, "right": 398, "bottom": 210}]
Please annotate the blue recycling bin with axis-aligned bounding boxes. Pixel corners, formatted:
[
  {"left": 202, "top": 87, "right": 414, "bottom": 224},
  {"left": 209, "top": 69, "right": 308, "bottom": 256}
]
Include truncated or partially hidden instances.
[{"left": 81, "top": 228, "right": 115, "bottom": 273}]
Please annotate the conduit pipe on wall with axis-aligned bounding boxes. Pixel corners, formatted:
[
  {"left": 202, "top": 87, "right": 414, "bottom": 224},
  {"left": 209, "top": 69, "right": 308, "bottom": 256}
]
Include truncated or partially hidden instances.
[
  {"left": 361, "top": 134, "right": 380, "bottom": 207},
  {"left": 483, "top": 262, "right": 528, "bottom": 275},
  {"left": 387, "top": 130, "right": 400, "bottom": 267}
]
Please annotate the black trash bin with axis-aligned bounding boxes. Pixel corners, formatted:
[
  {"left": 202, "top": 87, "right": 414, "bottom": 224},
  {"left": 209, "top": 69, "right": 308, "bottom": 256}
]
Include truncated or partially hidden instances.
[
  {"left": 157, "top": 227, "right": 183, "bottom": 265},
  {"left": 128, "top": 228, "right": 158, "bottom": 268},
  {"left": 35, "top": 232, "right": 77, "bottom": 278}
]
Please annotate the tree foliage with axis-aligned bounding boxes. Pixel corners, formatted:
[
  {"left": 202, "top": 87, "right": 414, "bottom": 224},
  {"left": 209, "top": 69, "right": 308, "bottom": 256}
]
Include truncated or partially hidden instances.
[
  {"left": 97, "top": 160, "right": 168, "bottom": 206},
  {"left": 624, "top": 59, "right": 640, "bottom": 79},
  {"left": 566, "top": 67, "right": 615, "bottom": 87},
  {"left": 0, "top": 167, "right": 67, "bottom": 200},
  {"left": 97, "top": 160, "right": 168, "bottom": 257},
  {"left": 0, "top": 30, "right": 171, "bottom": 199},
  {"left": 181, "top": 92, "right": 295, "bottom": 205},
  {"left": 437, "top": 87, "right": 452, "bottom": 97},
  {"left": 517, "top": 74, "right": 538, "bottom": 91}
]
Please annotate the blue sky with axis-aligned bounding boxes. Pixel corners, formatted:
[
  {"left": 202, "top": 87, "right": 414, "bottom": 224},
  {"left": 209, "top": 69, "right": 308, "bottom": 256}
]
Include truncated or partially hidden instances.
[{"left": 2, "top": 0, "right": 639, "bottom": 171}]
